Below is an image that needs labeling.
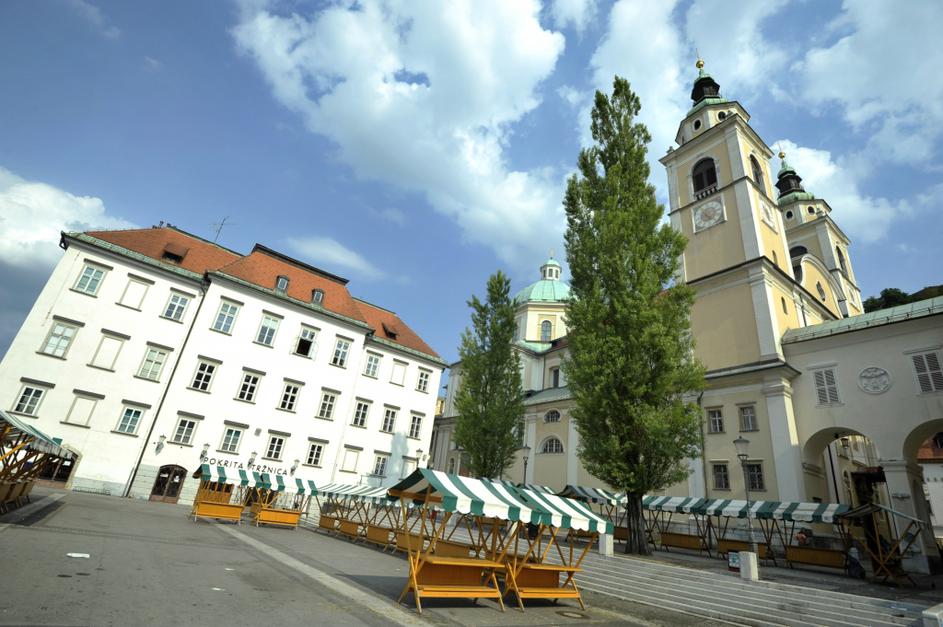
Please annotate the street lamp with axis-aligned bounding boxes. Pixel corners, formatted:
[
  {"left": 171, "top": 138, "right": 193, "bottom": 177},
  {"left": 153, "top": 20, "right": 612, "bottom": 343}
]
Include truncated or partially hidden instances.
[
  {"left": 733, "top": 436, "right": 759, "bottom": 555},
  {"left": 416, "top": 448, "right": 424, "bottom": 469},
  {"left": 521, "top": 445, "right": 532, "bottom": 484}
]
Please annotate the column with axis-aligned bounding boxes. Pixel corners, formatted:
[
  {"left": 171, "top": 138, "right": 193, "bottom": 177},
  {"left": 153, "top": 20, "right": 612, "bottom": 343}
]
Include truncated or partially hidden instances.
[
  {"left": 566, "top": 416, "right": 578, "bottom": 486},
  {"left": 763, "top": 377, "right": 804, "bottom": 501}
]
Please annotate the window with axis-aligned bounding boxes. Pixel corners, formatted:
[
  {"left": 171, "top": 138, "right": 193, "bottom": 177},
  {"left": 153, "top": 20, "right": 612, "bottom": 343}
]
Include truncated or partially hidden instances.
[
  {"left": 311, "top": 289, "right": 324, "bottom": 305},
  {"left": 212, "top": 301, "right": 240, "bottom": 333},
  {"left": 116, "top": 406, "right": 143, "bottom": 434},
  {"left": 416, "top": 369, "right": 431, "bottom": 393},
  {"left": 781, "top": 297, "right": 788, "bottom": 314},
  {"left": 692, "top": 158, "right": 718, "bottom": 195},
  {"left": 220, "top": 427, "right": 243, "bottom": 453},
  {"left": 381, "top": 407, "right": 397, "bottom": 433},
  {"left": 363, "top": 353, "right": 381, "bottom": 378},
  {"left": 237, "top": 372, "right": 261, "bottom": 402},
  {"left": 409, "top": 414, "right": 422, "bottom": 439},
  {"left": 772, "top": 250, "right": 779, "bottom": 266},
  {"left": 89, "top": 333, "right": 124, "bottom": 370},
  {"left": 65, "top": 393, "right": 98, "bottom": 426},
  {"left": 785, "top": 210, "right": 793, "bottom": 220},
  {"left": 331, "top": 338, "right": 351, "bottom": 367},
  {"left": 793, "top": 265, "right": 803, "bottom": 283},
  {"left": 74, "top": 264, "right": 106, "bottom": 295},
  {"left": 816, "top": 282, "right": 827, "bottom": 302},
  {"left": 13, "top": 386, "right": 45, "bottom": 416},
  {"left": 41, "top": 321, "right": 78, "bottom": 358},
  {"left": 276, "top": 275, "right": 289, "bottom": 293},
  {"left": 745, "top": 462, "right": 765, "bottom": 491},
  {"left": 352, "top": 400, "right": 371, "bottom": 427},
  {"left": 341, "top": 447, "right": 359, "bottom": 472},
  {"left": 162, "top": 292, "right": 190, "bottom": 321},
  {"left": 693, "top": 118, "right": 702, "bottom": 130},
  {"left": 256, "top": 314, "right": 280, "bottom": 346},
  {"left": 550, "top": 367, "right": 560, "bottom": 388},
  {"left": 279, "top": 382, "right": 300, "bottom": 411},
  {"left": 707, "top": 408, "right": 724, "bottom": 433},
  {"left": 912, "top": 352, "right": 943, "bottom": 393},
  {"left": 808, "top": 206, "right": 816, "bottom": 214},
  {"left": 137, "top": 347, "right": 168, "bottom": 381},
  {"left": 836, "top": 247, "right": 848, "bottom": 274},
  {"left": 171, "top": 417, "right": 197, "bottom": 444},
  {"left": 265, "top": 435, "right": 285, "bottom": 460},
  {"left": 813, "top": 368, "right": 840, "bottom": 405},
  {"left": 190, "top": 360, "right": 217, "bottom": 391},
  {"left": 118, "top": 278, "right": 149, "bottom": 309},
  {"left": 318, "top": 391, "right": 337, "bottom": 419},
  {"left": 447, "top": 458, "right": 456, "bottom": 474},
  {"left": 373, "top": 455, "right": 388, "bottom": 476},
  {"left": 541, "top": 437, "right": 564, "bottom": 454},
  {"left": 739, "top": 406, "right": 757, "bottom": 432},
  {"left": 391, "top": 360, "right": 407, "bottom": 386},
  {"left": 305, "top": 441, "right": 324, "bottom": 466},
  {"left": 294, "top": 326, "right": 318, "bottom": 358},
  {"left": 712, "top": 463, "right": 730, "bottom": 490},
  {"left": 750, "top": 155, "right": 765, "bottom": 191},
  {"left": 540, "top": 320, "right": 552, "bottom": 342},
  {"left": 544, "top": 410, "right": 561, "bottom": 423}
]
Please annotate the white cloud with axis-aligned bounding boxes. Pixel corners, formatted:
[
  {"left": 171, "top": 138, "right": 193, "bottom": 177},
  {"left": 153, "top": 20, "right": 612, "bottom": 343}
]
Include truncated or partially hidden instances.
[
  {"left": 557, "top": 85, "right": 586, "bottom": 108},
  {"left": 65, "top": 0, "right": 121, "bottom": 39},
  {"left": 143, "top": 56, "right": 163, "bottom": 71},
  {"left": 233, "top": 0, "right": 566, "bottom": 270},
  {"left": 549, "top": 0, "right": 598, "bottom": 34},
  {"left": 795, "top": 1, "right": 943, "bottom": 166},
  {"left": 0, "top": 166, "right": 133, "bottom": 268},
  {"left": 772, "top": 140, "right": 910, "bottom": 243},
  {"left": 369, "top": 207, "right": 406, "bottom": 226},
  {"left": 286, "top": 236, "right": 384, "bottom": 281}
]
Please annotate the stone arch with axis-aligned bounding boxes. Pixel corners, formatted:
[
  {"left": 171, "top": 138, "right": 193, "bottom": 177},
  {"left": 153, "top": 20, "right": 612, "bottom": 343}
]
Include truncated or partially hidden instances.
[
  {"left": 801, "top": 426, "right": 870, "bottom": 465},
  {"left": 901, "top": 419, "right": 943, "bottom": 463}
]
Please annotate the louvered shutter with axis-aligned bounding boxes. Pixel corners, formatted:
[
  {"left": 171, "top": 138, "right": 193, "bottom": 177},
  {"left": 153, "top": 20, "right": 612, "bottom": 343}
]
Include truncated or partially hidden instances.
[
  {"left": 913, "top": 352, "right": 943, "bottom": 393},
  {"left": 813, "top": 370, "right": 829, "bottom": 405},
  {"left": 823, "top": 368, "right": 839, "bottom": 403}
]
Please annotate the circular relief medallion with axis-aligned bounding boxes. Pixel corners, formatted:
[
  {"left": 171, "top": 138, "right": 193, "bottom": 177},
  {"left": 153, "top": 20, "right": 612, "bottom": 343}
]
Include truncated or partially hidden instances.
[{"left": 858, "top": 367, "right": 891, "bottom": 394}]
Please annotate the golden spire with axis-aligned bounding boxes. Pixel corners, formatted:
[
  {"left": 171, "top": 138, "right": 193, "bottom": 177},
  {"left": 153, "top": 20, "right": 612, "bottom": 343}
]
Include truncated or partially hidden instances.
[
  {"left": 778, "top": 150, "right": 786, "bottom": 160},
  {"left": 695, "top": 48, "right": 704, "bottom": 70}
]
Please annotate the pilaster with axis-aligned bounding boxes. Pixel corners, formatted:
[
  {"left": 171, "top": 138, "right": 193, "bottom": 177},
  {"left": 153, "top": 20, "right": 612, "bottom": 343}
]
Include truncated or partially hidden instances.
[{"left": 763, "top": 377, "right": 803, "bottom": 501}]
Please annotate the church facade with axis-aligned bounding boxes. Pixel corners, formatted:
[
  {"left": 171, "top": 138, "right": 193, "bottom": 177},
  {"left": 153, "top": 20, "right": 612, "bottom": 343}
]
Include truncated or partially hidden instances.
[{"left": 431, "top": 61, "right": 943, "bottom": 573}]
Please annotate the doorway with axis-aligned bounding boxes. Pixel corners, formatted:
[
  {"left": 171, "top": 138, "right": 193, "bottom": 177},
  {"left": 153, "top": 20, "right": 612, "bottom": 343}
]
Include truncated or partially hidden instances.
[{"left": 150, "top": 465, "right": 187, "bottom": 503}]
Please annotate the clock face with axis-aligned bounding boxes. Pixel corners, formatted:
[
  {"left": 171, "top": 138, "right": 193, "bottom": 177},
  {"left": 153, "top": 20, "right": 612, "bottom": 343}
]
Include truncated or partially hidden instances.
[{"left": 694, "top": 200, "right": 723, "bottom": 231}]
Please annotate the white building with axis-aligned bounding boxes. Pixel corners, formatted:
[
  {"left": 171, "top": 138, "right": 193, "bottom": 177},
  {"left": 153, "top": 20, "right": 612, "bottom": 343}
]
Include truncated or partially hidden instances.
[{"left": 0, "top": 226, "right": 444, "bottom": 504}]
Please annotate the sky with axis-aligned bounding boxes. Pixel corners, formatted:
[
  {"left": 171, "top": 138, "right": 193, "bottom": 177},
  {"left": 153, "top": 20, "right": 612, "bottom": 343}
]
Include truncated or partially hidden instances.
[{"left": 1, "top": 0, "right": 941, "bottom": 368}]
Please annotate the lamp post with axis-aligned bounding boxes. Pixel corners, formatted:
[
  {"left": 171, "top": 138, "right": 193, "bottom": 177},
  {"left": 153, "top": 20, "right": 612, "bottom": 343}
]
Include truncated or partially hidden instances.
[
  {"left": 733, "top": 436, "right": 759, "bottom": 555},
  {"left": 521, "top": 445, "right": 532, "bottom": 484}
]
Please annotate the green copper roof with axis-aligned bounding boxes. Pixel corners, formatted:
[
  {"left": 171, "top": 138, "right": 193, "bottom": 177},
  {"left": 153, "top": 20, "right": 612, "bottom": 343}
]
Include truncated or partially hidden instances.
[
  {"left": 686, "top": 96, "right": 728, "bottom": 116},
  {"left": 782, "top": 295, "right": 943, "bottom": 344},
  {"left": 543, "top": 257, "right": 561, "bottom": 268},
  {"left": 778, "top": 190, "right": 816, "bottom": 206},
  {"left": 514, "top": 278, "right": 570, "bottom": 304}
]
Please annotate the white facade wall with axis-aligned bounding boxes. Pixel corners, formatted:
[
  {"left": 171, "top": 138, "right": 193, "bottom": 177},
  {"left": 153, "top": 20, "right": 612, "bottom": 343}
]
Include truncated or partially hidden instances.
[{"left": 1, "top": 237, "right": 443, "bottom": 502}]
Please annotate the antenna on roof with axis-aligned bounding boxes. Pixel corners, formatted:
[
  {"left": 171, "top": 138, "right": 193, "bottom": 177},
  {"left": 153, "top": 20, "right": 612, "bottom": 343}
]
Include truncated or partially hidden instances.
[{"left": 211, "top": 216, "right": 232, "bottom": 243}]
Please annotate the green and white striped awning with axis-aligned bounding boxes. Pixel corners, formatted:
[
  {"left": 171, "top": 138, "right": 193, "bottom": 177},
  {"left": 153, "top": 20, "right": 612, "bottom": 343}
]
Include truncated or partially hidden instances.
[
  {"left": 520, "top": 483, "right": 557, "bottom": 495},
  {"left": 387, "top": 469, "right": 543, "bottom": 524},
  {"left": 262, "top": 473, "right": 318, "bottom": 495},
  {"left": 1, "top": 409, "right": 75, "bottom": 459},
  {"left": 316, "top": 482, "right": 391, "bottom": 503},
  {"left": 643, "top": 495, "right": 711, "bottom": 514},
  {"left": 561, "top": 484, "right": 624, "bottom": 506},
  {"left": 510, "top": 482, "right": 614, "bottom": 534},
  {"left": 756, "top": 501, "right": 850, "bottom": 523},
  {"left": 193, "top": 464, "right": 266, "bottom": 487},
  {"left": 640, "top": 495, "right": 850, "bottom": 523}
]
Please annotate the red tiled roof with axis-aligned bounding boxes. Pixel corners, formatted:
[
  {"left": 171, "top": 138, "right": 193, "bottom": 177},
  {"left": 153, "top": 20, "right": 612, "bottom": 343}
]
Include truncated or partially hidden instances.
[
  {"left": 355, "top": 298, "right": 440, "bottom": 359},
  {"left": 217, "top": 248, "right": 367, "bottom": 323},
  {"left": 85, "top": 227, "right": 241, "bottom": 275}
]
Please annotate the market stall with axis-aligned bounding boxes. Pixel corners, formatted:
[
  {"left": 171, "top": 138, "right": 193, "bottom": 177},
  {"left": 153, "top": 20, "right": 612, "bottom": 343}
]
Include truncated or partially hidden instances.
[
  {"left": 560, "top": 485, "right": 627, "bottom": 540},
  {"left": 190, "top": 464, "right": 265, "bottom": 523},
  {"left": 387, "top": 468, "right": 545, "bottom": 614},
  {"left": 506, "top": 483, "right": 613, "bottom": 611},
  {"left": 313, "top": 483, "right": 394, "bottom": 545},
  {"left": 249, "top": 473, "right": 318, "bottom": 529},
  {"left": 0, "top": 410, "right": 74, "bottom": 512},
  {"left": 643, "top": 496, "right": 713, "bottom": 556},
  {"left": 837, "top": 502, "right": 925, "bottom": 584}
]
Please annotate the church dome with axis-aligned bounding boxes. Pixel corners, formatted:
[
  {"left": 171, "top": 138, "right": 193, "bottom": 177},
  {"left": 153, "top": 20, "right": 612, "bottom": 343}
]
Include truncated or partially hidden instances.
[{"left": 513, "top": 257, "right": 570, "bottom": 304}]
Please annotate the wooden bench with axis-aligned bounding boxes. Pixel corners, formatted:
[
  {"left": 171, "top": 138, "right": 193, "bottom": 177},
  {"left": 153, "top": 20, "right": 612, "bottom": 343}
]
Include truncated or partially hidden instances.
[
  {"left": 659, "top": 532, "right": 708, "bottom": 554},
  {"left": 364, "top": 525, "right": 395, "bottom": 549},
  {"left": 433, "top": 539, "right": 473, "bottom": 558},
  {"left": 192, "top": 501, "right": 243, "bottom": 523},
  {"left": 395, "top": 531, "right": 427, "bottom": 553},
  {"left": 717, "top": 539, "right": 770, "bottom": 559},
  {"left": 318, "top": 515, "right": 338, "bottom": 533},
  {"left": 401, "top": 555, "right": 504, "bottom": 614},
  {"left": 253, "top": 506, "right": 301, "bottom": 529},
  {"left": 505, "top": 562, "right": 584, "bottom": 610},
  {"left": 338, "top": 519, "right": 363, "bottom": 541},
  {"left": 786, "top": 546, "right": 846, "bottom": 570},
  {"left": 613, "top": 526, "right": 629, "bottom": 541}
]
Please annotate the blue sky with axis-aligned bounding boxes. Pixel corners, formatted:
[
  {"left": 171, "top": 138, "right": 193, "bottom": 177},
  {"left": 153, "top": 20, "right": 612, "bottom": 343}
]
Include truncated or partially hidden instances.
[{"left": 1, "top": 0, "right": 941, "bottom": 367}]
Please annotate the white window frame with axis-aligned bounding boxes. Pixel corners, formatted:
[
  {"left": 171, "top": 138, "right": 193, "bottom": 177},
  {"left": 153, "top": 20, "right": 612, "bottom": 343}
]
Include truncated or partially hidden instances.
[
  {"left": 190, "top": 359, "right": 218, "bottom": 392},
  {"left": 372, "top": 455, "right": 389, "bottom": 477},
  {"left": 64, "top": 392, "right": 99, "bottom": 427},
  {"left": 294, "top": 325, "right": 319, "bottom": 358},
  {"left": 540, "top": 320, "right": 552, "bottom": 342},
  {"left": 911, "top": 350, "right": 943, "bottom": 394},
  {"left": 738, "top": 405, "right": 757, "bottom": 432},
  {"left": 212, "top": 300, "right": 240, "bottom": 334},
  {"left": 318, "top": 390, "right": 337, "bottom": 420},
  {"left": 712, "top": 463, "right": 730, "bottom": 490},
  {"left": 305, "top": 441, "right": 325, "bottom": 467},
  {"left": 236, "top": 371, "right": 261, "bottom": 402},
  {"left": 331, "top": 337, "right": 351, "bottom": 367},
  {"left": 408, "top": 413, "right": 422, "bottom": 439},
  {"left": 416, "top": 369, "right": 431, "bottom": 393},
  {"left": 381, "top": 407, "right": 397, "bottom": 433},
  {"left": 12, "top": 384, "right": 47, "bottom": 416},
  {"left": 279, "top": 382, "right": 301, "bottom": 412},
  {"left": 544, "top": 410, "right": 561, "bottom": 423},
  {"left": 745, "top": 461, "right": 765, "bottom": 491},
  {"left": 707, "top": 408, "right": 724, "bottom": 433},
  {"left": 219, "top": 426, "right": 244, "bottom": 453},
  {"left": 265, "top": 435, "right": 286, "bottom": 461},
  {"left": 256, "top": 313, "right": 280, "bottom": 346},
  {"left": 40, "top": 320, "right": 79, "bottom": 358},
  {"left": 89, "top": 332, "right": 125, "bottom": 371},
  {"left": 540, "top": 436, "right": 564, "bottom": 454},
  {"left": 74, "top": 263, "right": 107, "bottom": 296},
  {"left": 137, "top": 346, "right": 169, "bottom": 381},
  {"left": 351, "top": 400, "right": 371, "bottom": 428},
  {"left": 363, "top": 352, "right": 381, "bottom": 378},
  {"left": 340, "top": 447, "right": 360, "bottom": 473},
  {"left": 812, "top": 367, "right": 841, "bottom": 405},
  {"left": 391, "top": 360, "right": 407, "bottom": 386},
  {"left": 162, "top": 291, "right": 190, "bottom": 322},
  {"left": 115, "top": 405, "right": 144, "bottom": 435},
  {"left": 118, "top": 277, "right": 150, "bottom": 310},
  {"left": 171, "top": 417, "right": 198, "bottom": 444}
]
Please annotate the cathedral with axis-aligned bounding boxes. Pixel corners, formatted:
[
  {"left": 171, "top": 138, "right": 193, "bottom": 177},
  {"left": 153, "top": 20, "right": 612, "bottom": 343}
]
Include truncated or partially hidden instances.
[{"left": 432, "top": 60, "right": 943, "bottom": 573}]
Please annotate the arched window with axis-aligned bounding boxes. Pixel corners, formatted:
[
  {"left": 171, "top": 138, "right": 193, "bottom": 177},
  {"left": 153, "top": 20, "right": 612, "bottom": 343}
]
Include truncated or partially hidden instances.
[
  {"left": 447, "top": 458, "right": 456, "bottom": 474},
  {"left": 793, "top": 264, "right": 803, "bottom": 283},
  {"left": 540, "top": 320, "right": 552, "bottom": 342},
  {"left": 692, "top": 158, "right": 718, "bottom": 196},
  {"left": 816, "top": 282, "right": 827, "bottom": 302},
  {"left": 750, "top": 155, "right": 765, "bottom": 191},
  {"left": 540, "top": 437, "right": 564, "bottom": 454},
  {"left": 544, "top": 410, "right": 560, "bottom": 423},
  {"left": 836, "top": 247, "right": 848, "bottom": 274},
  {"left": 789, "top": 246, "right": 807, "bottom": 258}
]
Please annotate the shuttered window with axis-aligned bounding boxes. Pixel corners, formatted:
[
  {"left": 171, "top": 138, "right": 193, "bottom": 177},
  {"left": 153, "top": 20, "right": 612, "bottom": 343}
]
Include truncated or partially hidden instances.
[
  {"left": 913, "top": 352, "right": 943, "bottom": 393},
  {"left": 813, "top": 368, "right": 840, "bottom": 405}
]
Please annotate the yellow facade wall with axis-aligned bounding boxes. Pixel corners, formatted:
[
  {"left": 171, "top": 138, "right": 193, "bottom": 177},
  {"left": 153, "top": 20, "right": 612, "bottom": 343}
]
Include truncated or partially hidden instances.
[{"left": 690, "top": 279, "right": 760, "bottom": 370}]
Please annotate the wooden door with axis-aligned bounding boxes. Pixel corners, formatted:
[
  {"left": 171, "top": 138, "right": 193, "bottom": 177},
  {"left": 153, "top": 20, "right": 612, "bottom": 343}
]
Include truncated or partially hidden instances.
[{"left": 150, "top": 465, "right": 187, "bottom": 503}]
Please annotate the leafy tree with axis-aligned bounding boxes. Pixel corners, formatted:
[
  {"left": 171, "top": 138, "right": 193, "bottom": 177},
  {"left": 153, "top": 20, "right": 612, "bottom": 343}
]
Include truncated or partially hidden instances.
[
  {"left": 863, "top": 286, "right": 942, "bottom": 312},
  {"left": 453, "top": 271, "right": 525, "bottom": 479},
  {"left": 562, "top": 77, "right": 705, "bottom": 555}
]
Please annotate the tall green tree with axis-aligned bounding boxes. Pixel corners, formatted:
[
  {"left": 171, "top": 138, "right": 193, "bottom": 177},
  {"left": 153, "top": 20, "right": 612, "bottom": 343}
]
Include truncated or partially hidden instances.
[
  {"left": 563, "top": 77, "right": 705, "bottom": 555},
  {"left": 453, "top": 270, "right": 525, "bottom": 479}
]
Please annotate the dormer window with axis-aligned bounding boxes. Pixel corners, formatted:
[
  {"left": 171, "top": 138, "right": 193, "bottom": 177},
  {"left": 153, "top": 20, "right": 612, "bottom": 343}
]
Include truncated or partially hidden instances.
[
  {"left": 275, "top": 276, "right": 289, "bottom": 294},
  {"left": 311, "top": 289, "right": 324, "bottom": 305},
  {"left": 381, "top": 321, "right": 398, "bottom": 340},
  {"left": 161, "top": 243, "right": 189, "bottom": 264}
]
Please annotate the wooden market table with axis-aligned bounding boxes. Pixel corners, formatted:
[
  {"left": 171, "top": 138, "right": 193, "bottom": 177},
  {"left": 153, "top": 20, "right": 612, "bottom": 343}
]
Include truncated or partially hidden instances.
[{"left": 398, "top": 554, "right": 505, "bottom": 614}]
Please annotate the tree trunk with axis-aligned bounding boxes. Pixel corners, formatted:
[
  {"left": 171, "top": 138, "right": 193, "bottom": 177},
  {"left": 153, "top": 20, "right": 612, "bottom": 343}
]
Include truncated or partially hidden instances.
[{"left": 623, "top": 492, "right": 651, "bottom": 555}]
